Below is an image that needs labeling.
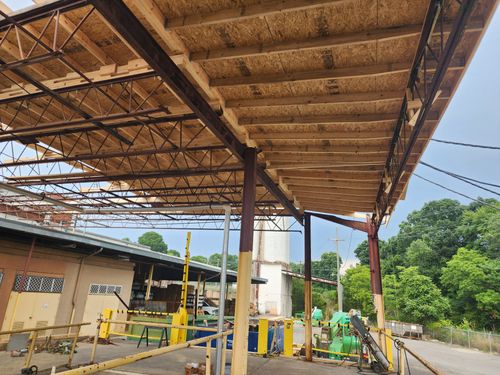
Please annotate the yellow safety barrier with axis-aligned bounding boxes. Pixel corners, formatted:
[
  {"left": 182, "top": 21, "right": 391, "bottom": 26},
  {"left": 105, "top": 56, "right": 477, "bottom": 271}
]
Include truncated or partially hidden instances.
[
  {"left": 385, "top": 328, "right": 394, "bottom": 370},
  {"left": 113, "top": 309, "right": 172, "bottom": 316},
  {"left": 257, "top": 319, "right": 269, "bottom": 355},
  {"left": 99, "top": 308, "right": 113, "bottom": 339},
  {"left": 283, "top": 319, "right": 294, "bottom": 357}
]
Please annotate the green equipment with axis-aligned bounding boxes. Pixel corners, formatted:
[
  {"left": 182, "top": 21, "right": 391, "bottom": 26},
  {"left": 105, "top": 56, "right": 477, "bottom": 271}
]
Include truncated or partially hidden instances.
[{"left": 314, "top": 311, "right": 361, "bottom": 360}]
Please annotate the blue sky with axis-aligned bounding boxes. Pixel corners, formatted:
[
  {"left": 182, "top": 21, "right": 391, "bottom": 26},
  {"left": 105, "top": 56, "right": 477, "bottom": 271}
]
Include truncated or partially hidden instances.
[{"left": 5, "top": 1, "right": 500, "bottom": 264}]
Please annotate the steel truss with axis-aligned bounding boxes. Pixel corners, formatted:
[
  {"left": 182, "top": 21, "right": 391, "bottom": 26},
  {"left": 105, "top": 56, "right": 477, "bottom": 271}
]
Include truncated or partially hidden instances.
[
  {"left": 373, "top": 0, "right": 478, "bottom": 227},
  {"left": 0, "top": 0, "right": 298, "bottom": 231}
]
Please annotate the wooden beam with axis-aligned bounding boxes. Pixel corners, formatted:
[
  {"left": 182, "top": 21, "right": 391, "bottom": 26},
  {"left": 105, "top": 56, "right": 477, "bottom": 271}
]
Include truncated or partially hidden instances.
[
  {"left": 295, "top": 194, "right": 374, "bottom": 205},
  {"left": 287, "top": 186, "right": 377, "bottom": 198},
  {"left": 262, "top": 145, "right": 389, "bottom": 154},
  {"left": 250, "top": 130, "right": 394, "bottom": 141},
  {"left": 211, "top": 62, "right": 410, "bottom": 87},
  {"left": 285, "top": 180, "right": 380, "bottom": 191},
  {"left": 0, "top": 59, "right": 156, "bottom": 101},
  {"left": 191, "top": 24, "right": 423, "bottom": 62},
  {"left": 240, "top": 113, "right": 397, "bottom": 126},
  {"left": 191, "top": 18, "right": 483, "bottom": 63},
  {"left": 267, "top": 154, "right": 388, "bottom": 164},
  {"left": 226, "top": 90, "right": 403, "bottom": 108},
  {"left": 280, "top": 170, "right": 382, "bottom": 180},
  {"left": 166, "top": 0, "right": 341, "bottom": 29}
]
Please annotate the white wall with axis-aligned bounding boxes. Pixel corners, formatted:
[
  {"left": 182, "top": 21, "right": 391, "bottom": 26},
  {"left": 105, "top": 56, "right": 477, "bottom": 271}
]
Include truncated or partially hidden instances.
[{"left": 251, "top": 218, "right": 292, "bottom": 317}]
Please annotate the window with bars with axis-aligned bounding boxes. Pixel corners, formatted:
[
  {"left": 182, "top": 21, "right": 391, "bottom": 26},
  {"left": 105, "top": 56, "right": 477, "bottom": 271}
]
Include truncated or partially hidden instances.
[
  {"left": 89, "top": 283, "right": 122, "bottom": 295},
  {"left": 13, "top": 274, "right": 64, "bottom": 293}
]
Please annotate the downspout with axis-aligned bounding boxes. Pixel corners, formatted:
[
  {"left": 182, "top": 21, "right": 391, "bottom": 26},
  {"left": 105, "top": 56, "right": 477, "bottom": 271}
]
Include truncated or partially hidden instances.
[
  {"left": 68, "top": 247, "right": 103, "bottom": 327},
  {"left": 8, "top": 237, "right": 36, "bottom": 330}
]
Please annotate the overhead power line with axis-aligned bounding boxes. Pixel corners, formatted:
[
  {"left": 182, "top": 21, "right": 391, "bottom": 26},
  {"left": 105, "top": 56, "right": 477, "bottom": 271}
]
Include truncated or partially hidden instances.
[
  {"left": 413, "top": 173, "right": 500, "bottom": 210},
  {"left": 431, "top": 138, "right": 500, "bottom": 150},
  {"left": 420, "top": 161, "right": 500, "bottom": 196}
]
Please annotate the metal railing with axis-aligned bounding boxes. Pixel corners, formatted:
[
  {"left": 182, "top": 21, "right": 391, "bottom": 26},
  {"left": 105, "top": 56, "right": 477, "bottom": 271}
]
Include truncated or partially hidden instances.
[
  {"left": 57, "top": 318, "right": 232, "bottom": 375},
  {"left": 0, "top": 322, "right": 91, "bottom": 372},
  {"left": 424, "top": 326, "right": 499, "bottom": 354}
]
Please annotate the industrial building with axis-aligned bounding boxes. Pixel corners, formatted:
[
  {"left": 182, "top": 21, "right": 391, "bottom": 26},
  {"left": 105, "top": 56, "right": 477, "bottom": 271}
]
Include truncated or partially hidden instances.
[
  {"left": 0, "top": 0, "right": 497, "bottom": 374},
  {"left": 0, "top": 216, "right": 264, "bottom": 339}
]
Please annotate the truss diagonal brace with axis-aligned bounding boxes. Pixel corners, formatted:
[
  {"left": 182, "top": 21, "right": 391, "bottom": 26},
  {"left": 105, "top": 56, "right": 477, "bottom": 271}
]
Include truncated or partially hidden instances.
[
  {"left": 308, "top": 211, "right": 368, "bottom": 233},
  {"left": 90, "top": 0, "right": 301, "bottom": 223}
]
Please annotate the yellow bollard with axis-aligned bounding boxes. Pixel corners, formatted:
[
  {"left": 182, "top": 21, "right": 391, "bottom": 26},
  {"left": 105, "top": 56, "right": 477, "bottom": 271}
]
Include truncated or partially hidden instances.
[
  {"left": 385, "top": 329, "right": 393, "bottom": 371},
  {"left": 257, "top": 319, "right": 269, "bottom": 355},
  {"left": 283, "top": 319, "right": 294, "bottom": 357},
  {"left": 99, "top": 308, "right": 113, "bottom": 339},
  {"left": 170, "top": 308, "right": 188, "bottom": 344}
]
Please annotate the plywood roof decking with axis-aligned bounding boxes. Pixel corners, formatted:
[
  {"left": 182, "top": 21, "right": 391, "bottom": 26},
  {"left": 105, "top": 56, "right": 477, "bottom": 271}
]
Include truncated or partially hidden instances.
[{"left": 0, "top": 0, "right": 496, "bottom": 223}]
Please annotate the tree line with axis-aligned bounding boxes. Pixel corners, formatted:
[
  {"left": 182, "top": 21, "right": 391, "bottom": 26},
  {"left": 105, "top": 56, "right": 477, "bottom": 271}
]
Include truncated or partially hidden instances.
[
  {"left": 297, "top": 198, "right": 499, "bottom": 331},
  {"left": 124, "top": 231, "right": 239, "bottom": 271}
]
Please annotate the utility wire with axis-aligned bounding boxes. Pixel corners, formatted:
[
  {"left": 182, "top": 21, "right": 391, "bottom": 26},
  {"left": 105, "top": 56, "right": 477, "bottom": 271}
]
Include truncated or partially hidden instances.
[
  {"left": 420, "top": 161, "right": 500, "bottom": 196},
  {"left": 413, "top": 173, "right": 500, "bottom": 210},
  {"left": 431, "top": 138, "right": 500, "bottom": 150}
]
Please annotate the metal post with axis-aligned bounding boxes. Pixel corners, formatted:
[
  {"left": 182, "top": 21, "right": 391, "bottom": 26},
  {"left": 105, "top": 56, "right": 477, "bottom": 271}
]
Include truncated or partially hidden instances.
[
  {"left": 367, "top": 217, "right": 386, "bottom": 355},
  {"left": 231, "top": 148, "right": 257, "bottom": 375},
  {"left": 24, "top": 331, "right": 38, "bottom": 369},
  {"left": 215, "top": 206, "right": 231, "bottom": 375},
  {"left": 399, "top": 347, "right": 405, "bottom": 375},
  {"left": 145, "top": 264, "right": 154, "bottom": 301},
  {"left": 67, "top": 325, "right": 81, "bottom": 367},
  {"left": 336, "top": 228, "right": 343, "bottom": 312},
  {"left": 304, "top": 213, "right": 313, "bottom": 361},
  {"left": 90, "top": 319, "right": 100, "bottom": 363},
  {"left": 206, "top": 339, "right": 212, "bottom": 375}
]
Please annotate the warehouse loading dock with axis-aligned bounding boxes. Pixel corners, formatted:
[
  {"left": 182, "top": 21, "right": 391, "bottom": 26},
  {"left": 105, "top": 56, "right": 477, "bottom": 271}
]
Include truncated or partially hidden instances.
[{"left": 0, "top": 0, "right": 497, "bottom": 374}]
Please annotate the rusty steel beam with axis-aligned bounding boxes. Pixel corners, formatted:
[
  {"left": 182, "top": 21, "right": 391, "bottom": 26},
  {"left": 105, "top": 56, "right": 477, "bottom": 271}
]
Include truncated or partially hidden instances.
[
  {"left": 374, "top": 0, "right": 477, "bottom": 226},
  {"left": 90, "top": 0, "right": 301, "bottom": 223},
  {"left": 308, "top": 211, "right": 368, "bottom": 233},
  {"left": 8, "top": 166, "right": 243, "bottom": 186},
  {"left": 0, "top": 145, "right": 226, "bottom": 168},
  {"left": 0, "top": 112, "right": 199, "bottom": 143}
]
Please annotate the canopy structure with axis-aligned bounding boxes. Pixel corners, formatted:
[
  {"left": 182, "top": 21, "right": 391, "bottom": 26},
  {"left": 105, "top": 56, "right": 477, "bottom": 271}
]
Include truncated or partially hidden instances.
[{"left": 0, "top": 0, "right": 496, "bottom": 230}]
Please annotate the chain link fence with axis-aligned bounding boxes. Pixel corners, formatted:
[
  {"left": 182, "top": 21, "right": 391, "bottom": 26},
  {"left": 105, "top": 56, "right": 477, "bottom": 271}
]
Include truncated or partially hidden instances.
[{"left": 424, "top": 326, "right": 500, "bottom": 354}]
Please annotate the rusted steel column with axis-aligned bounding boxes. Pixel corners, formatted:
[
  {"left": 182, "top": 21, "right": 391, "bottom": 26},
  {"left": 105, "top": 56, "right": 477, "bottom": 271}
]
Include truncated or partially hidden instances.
[
  {"left": 367, "top": 218, "right": 386, "bottom": 354},
  {"left": 304, "top": 213, "right": 313, "bottom": 361},
  {"left": 231, "top": 148, "right": 257, "bottom": 375}
]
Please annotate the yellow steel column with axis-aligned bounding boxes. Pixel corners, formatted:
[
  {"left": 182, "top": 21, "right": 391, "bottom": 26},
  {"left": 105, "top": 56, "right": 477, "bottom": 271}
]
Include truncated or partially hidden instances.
[
  {"left": 231, "top": 148, "right": 257, "bottom": 375},
  {"left": 145, "top": 264, "right": 154, "bottom": 301}
]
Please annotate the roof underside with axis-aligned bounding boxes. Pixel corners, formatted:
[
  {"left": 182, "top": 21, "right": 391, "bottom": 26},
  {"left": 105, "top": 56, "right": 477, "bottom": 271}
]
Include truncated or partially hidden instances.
[{"left": 0, "top": 0, "right": 496, "bottom": 230}]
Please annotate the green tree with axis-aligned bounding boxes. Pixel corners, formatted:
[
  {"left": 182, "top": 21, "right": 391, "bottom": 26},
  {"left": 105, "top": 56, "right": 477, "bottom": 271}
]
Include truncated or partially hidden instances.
[
  {"left": 457, "top": 200, "right": 500, "bottom": 259},
  {"left": 441, "top": 248, "right": 499, "bottom": 330},
  {"left": 342, "top": 265, "right": 374, "bottom": 318},
  {"left": 208, "top": 253, "right": 239, "bottom": 271},
  {"left": 354, "top": 240, "right": 370, "bottom": 266},
  {"left": 138, "top": 231, "right": 168, "bottom": 253},
  {"left": 405, "top": 239, "right": 437, "bottom": 280},
  {"left": 191, "top": 255, "right": 208, "bottom": 263},
  {"left": 381, "top": 199, "right": 466, "bottom": 283},
  {"left": 396, "top": 267, "right": 449, "bottom": 324},
  {"left": 167, "top": 249, "right": 181, "bottom": 257},
  {"left": 291, "top": 278, "right": 305, "bottom": 314},
  {"left": 312, "top": 252, "right": 342, "bottom": 280}
]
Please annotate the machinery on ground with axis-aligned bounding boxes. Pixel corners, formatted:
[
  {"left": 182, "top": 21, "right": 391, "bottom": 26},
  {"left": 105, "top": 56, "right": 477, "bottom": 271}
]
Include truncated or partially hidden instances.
[{"left": 314, "top": 311, "right": 361, "bottom": 360}]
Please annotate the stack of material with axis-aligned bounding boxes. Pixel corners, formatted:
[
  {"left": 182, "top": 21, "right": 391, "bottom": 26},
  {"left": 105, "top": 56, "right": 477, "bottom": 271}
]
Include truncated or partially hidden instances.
[{"left": 185, "top": 362, "right": 210, "bottom": 375}]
